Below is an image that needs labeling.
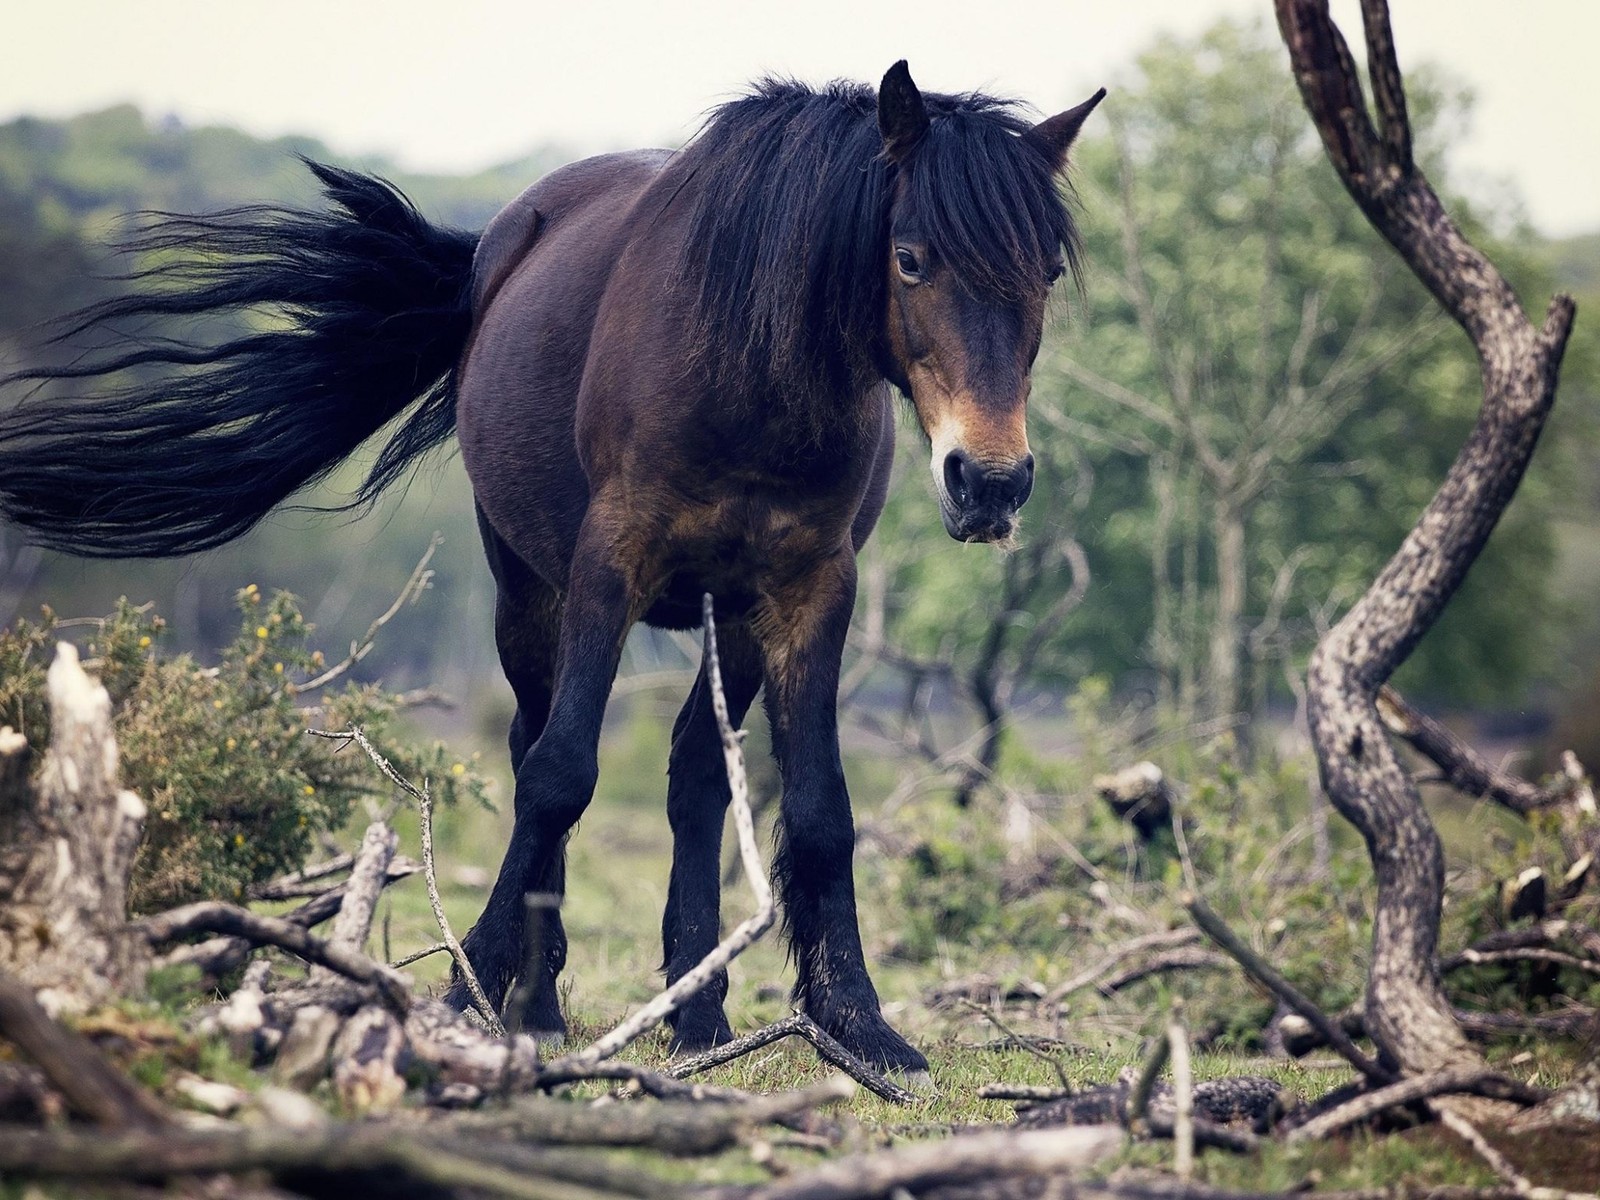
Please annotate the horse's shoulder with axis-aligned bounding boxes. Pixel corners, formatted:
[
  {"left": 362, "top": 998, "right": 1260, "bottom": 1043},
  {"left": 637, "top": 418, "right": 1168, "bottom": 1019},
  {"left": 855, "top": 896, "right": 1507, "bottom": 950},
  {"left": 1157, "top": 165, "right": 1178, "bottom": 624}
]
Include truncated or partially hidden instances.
[{"left": 472, "top": 150, "right": 672, "bottom": 313}]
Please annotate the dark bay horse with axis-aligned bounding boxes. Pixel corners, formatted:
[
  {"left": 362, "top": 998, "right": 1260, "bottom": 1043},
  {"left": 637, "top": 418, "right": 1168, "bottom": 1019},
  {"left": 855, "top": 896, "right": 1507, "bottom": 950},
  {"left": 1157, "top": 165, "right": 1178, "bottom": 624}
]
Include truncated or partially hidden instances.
[{"left": 0, "top": 64, "right": 1101, "bottom": 1072}]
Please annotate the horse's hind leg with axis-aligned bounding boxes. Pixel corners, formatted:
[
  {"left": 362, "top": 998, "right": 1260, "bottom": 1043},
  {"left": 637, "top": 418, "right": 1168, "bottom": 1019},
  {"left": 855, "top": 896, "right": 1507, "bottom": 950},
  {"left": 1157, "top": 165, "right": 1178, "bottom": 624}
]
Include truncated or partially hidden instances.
[
  {"left": 450, "top": 511, "right": 564, "bottom": 1029},
  {"left": 661, "top": 620, "right": 763, "bottom": 1052},
  {"left": 755, "top": 551, "right": 927, "bottom": 1075}
]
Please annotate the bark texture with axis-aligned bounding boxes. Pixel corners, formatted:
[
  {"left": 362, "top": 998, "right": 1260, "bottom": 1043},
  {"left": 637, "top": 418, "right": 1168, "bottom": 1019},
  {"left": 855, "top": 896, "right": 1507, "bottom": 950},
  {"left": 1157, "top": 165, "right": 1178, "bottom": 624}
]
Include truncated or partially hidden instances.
[
  {"left": 0, "top": 643, "right": 148, "bottom": 1013},
  {"left": 1275, "top": 0, "right": 1576, "bottom": 1076}
]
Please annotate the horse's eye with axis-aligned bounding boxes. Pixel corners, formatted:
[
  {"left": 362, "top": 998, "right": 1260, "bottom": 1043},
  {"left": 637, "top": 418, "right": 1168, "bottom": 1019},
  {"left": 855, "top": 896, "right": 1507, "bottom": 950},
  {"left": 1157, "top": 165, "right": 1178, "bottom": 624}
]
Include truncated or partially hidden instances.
[
  {"left": 894, "top": 247, "right": 923, "bottom": 279},
  {"left": 1045, "top": 263, "right": 1065, "bottom": 286}
]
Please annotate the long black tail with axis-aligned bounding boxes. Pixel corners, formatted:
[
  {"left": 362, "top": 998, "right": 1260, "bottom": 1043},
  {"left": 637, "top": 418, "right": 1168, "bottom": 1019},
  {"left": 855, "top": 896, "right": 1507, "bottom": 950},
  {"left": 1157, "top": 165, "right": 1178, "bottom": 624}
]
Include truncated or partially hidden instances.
[{"left": 0, "top": 160, "right": 480, "bottom": 557}]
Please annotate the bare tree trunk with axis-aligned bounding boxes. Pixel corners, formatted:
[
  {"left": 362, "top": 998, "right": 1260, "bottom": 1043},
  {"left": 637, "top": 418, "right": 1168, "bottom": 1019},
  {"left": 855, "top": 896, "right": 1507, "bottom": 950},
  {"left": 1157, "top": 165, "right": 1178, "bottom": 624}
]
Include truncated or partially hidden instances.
[
  {"left": 0, "top": 643, "right": 148, "bottom": 1013},
  {"left": 1276, "top": 0, "right": 1577, "bottom": 1076},
  {"left": 1208, "top": 493, "right": 1246, "bottom": 731}
]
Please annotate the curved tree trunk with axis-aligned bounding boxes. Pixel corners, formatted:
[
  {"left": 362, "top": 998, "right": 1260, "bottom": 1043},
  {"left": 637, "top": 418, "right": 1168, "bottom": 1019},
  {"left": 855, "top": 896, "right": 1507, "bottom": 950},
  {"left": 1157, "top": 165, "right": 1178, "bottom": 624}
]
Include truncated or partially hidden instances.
[{"left": 1276, "top": 0, "right": 1576, "bottom": 1077}]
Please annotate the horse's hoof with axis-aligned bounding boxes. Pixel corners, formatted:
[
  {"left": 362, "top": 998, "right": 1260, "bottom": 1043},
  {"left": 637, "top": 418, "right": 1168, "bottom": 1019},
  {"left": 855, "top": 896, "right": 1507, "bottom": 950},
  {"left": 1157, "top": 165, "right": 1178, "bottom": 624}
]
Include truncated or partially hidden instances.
[{"left": 892, "top": 1068, "right": 939, "bottom": 1097}]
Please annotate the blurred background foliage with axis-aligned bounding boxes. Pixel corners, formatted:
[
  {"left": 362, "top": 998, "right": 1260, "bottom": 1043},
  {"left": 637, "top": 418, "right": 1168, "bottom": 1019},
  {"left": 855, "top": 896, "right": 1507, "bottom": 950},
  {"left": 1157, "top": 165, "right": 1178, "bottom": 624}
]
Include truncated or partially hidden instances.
[{"left": 1, "top": 17, "right": 1596, "bottom": 787}]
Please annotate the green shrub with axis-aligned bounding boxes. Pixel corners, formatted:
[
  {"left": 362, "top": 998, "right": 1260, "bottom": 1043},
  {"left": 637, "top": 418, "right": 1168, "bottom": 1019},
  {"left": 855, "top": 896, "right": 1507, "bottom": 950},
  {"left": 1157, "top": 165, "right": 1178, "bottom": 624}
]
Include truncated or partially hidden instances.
[{"left": 0, "top": 586, "right": 487, "bottom": 913}]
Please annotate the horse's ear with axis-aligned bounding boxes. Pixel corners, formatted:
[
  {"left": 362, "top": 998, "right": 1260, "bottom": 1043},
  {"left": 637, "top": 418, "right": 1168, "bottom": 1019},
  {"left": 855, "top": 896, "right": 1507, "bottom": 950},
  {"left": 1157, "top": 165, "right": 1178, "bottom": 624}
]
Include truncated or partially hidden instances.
[
  {"left": 878, "top": 60, "right": 930, "bottom": 162},
  {"left": 1028, "top": 87, "right": 1107, "bottom": 171}
]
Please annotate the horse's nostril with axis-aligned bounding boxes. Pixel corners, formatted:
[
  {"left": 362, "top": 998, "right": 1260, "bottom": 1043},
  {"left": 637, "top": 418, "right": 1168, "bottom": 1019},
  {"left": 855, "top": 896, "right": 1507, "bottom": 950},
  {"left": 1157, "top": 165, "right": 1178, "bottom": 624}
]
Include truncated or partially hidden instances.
[
  {"left": 1015, "top": 454, "right": 1035, "bottom": 508},
  {"left": 944, "top": 450, "right": 973, "bottom": 505}
]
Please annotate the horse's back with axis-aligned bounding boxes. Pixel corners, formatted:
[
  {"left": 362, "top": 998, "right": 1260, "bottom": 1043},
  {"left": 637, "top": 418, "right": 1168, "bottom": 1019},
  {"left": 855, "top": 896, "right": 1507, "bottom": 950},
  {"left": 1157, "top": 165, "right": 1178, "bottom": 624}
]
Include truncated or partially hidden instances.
[{"left": 458, "top": 149, "right": 673, "bottom": 583}]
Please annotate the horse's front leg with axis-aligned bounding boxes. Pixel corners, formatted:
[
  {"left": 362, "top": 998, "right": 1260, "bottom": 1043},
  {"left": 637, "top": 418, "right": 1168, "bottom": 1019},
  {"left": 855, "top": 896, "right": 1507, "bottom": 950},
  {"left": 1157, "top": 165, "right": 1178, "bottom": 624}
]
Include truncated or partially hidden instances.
[
  {"left": 661, "top": 619, "right": 764, "bottom": 1052},
  {"left": 451, "top": 515, "right": 646, "bottom": 1037},
  {"left": 755, "top": 550, "right": 929, "bottom": 1076}
]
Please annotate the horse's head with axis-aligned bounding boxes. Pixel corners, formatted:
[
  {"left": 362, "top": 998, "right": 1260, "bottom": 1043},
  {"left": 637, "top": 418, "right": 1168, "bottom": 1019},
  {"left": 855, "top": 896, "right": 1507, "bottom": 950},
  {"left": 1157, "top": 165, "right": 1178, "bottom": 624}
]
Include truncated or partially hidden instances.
[{"left": 877, "top": 62, "right": 1103, "bottom": 544}]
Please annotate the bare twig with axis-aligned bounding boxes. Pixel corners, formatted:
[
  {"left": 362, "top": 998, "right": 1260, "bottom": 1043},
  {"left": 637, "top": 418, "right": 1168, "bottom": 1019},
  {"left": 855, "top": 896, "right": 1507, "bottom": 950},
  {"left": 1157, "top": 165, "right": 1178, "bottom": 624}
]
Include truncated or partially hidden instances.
[
  {"left": 421, "top": 781, "right": 502, "bottom": 1035},
  {"left": 550, "top": 595, "right": 775, "bottom": 1070},
  {"left": 1167, "top": 1001, "right": 1194, "bottom": 1179},
  {"left": 311, "top": 724, "right": 501, "bottom": 1034},
  {"left": 957, "top": 998, "right": 1071, "bottom": 1092},
  {"left": 294, "top": 534, "right": 441, "bottom": 696},
  {"left": 392, "top": 941, "right": 448, "bottom": 970},
  {"left": 1124, "top": 1033, "right": 1170, "bottom": 1131},
  {"left": 667, "top": 1012, "right": 919, "bottom": 1106},
  {"left": 1044, "top": 930, "right": 1203, "bottom": 1008}
]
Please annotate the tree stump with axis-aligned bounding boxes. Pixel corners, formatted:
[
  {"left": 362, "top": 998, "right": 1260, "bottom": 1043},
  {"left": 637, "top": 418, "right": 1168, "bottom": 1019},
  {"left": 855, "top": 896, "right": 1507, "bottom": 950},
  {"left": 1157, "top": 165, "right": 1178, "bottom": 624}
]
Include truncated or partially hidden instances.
[
  {"left": 0, "top": 643, "right": 148, "bottom": 1014},
  {"left": 1093, "top": 762, "right": 1174, "bottom": 842}
]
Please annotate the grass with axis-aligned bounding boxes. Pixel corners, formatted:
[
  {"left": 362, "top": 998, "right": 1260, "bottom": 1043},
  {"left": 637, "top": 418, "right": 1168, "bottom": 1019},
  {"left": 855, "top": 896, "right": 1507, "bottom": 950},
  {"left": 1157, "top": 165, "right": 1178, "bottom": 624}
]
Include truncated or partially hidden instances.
[{"left": 104, "top": 686, "right": 1600, "bottom": 1192}]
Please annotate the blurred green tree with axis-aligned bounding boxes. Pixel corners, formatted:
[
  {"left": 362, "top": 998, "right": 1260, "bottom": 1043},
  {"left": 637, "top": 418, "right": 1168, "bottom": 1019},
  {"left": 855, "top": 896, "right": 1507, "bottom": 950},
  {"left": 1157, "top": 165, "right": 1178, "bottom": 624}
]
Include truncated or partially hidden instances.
[{"left": 858, "top": 20, "right": 1573, "bottom": 779}]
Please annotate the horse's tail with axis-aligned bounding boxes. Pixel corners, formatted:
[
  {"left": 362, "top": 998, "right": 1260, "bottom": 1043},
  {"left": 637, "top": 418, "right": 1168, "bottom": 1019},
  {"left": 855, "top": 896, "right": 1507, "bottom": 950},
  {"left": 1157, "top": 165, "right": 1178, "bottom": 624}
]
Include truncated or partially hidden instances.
[{"left": 0, "top": 159, "right": 480, "bottom": 557}]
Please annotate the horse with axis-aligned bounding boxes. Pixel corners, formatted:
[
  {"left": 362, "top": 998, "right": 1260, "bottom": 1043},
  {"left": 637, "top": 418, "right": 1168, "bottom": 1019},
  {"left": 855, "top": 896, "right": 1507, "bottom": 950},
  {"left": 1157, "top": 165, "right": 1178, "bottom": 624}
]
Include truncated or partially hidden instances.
[{"left": 0, "top": 62, "right": 1102, "bottom": 1074}]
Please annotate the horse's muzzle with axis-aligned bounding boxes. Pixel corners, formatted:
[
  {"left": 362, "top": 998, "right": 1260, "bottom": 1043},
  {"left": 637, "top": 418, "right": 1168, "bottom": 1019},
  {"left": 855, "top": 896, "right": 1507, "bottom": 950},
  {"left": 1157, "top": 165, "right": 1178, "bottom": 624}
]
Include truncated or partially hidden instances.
[{"left": 939, "top": 450, "right": 1033, "bottom": 542}]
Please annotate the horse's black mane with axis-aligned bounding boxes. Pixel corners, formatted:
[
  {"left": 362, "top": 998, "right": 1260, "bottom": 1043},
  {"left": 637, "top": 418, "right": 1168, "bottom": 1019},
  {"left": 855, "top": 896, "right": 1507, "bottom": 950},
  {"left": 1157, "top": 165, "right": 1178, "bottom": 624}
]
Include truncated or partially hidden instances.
[{"left": 676, "top": 77, "right": 1081, "bottom": 411}]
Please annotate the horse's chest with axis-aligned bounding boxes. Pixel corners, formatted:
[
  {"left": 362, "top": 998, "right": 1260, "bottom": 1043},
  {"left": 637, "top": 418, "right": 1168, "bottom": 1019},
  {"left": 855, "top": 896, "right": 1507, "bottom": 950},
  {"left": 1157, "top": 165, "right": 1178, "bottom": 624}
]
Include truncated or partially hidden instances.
[{"left": 643, "top": 495, "right": 843, "bottom": 629}]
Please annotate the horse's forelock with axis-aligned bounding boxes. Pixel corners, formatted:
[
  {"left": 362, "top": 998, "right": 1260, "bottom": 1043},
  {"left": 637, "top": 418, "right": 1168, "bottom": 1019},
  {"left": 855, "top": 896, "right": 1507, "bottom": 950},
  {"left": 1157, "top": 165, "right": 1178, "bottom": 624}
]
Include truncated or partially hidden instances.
[{"left": 677, "top": 79, "right": 1076, "bottom": 414}]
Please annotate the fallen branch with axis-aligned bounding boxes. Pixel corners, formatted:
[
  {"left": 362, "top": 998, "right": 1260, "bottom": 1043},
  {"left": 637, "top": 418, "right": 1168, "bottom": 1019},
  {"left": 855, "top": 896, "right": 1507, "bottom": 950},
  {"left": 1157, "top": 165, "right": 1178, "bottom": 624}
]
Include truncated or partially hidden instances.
[
  {"left": 308, "top": 820, "right": 396, "bottom": 988},
  {"left": 450, "top": 1075, "right": 856, "bottom": 1155},
  {"left": 0, "top": 1120, "right": 682, "bottom": 1200},
  {"left": 549, "top": 595, "right": 775, "bottom": 1071},
  {"left": 1378, "top": 686, "right": 1586, "bottom": 816},
  {"left": 1442, "top": 947, "right": 1600, "bottom": 979},
  {"left": 1100, "top": 947, "right": 1226, "bottom": 994},
  {"left": 158, "top": 857, "right": 422, "bottom": 980},
  {"left": 1435, "top": 1105, "right": 1600, "bottom": 1200},
  {"left": 956, "top": 998, "right": 1070, "bottom": 1092},
  {"left": 1286, "top": 1068, "right": 1546, "bottom": 1143},
  {"left": 247, "top": 853, "right": 356, "bottom": 901},
  {"left": 0, "top": 967, "right": 168, "bottom": 1130},
  {"left": 155, "top": 859, "right": 418, "bottom": 982},
  {"left": 1043, "top": 928, "right": 1202, "bottom": 1005},
  {"left": 698, "top": 1124, "right": 1126, "bottom": 1200},
  {"left": 135, "top": 902, "right": 410, "bottom": 1011},
  {"left": 668, "top": 1010, "right": 919, "bottom": 1106},
  {"left": 1184, "top": 890, "right": 1392, "bottom": 1085},
  {"left": 977, "top": 1083, "right": 1072, "bottom": 1104}
]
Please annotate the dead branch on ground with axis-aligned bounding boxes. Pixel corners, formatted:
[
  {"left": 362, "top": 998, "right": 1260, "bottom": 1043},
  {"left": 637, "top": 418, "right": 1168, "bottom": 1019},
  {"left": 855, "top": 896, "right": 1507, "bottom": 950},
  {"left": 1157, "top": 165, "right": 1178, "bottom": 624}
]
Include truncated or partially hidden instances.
[{"left": 668, "top": 1010, "right": 919, "bottom": 1106}]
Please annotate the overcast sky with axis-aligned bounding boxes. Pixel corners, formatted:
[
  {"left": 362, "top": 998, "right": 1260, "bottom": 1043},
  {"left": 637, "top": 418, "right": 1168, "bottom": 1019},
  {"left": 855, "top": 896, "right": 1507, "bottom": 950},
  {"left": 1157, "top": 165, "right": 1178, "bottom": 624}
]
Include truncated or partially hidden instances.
[{"left": 6, "top": 1, "right": 1597, "bottom": 236}]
